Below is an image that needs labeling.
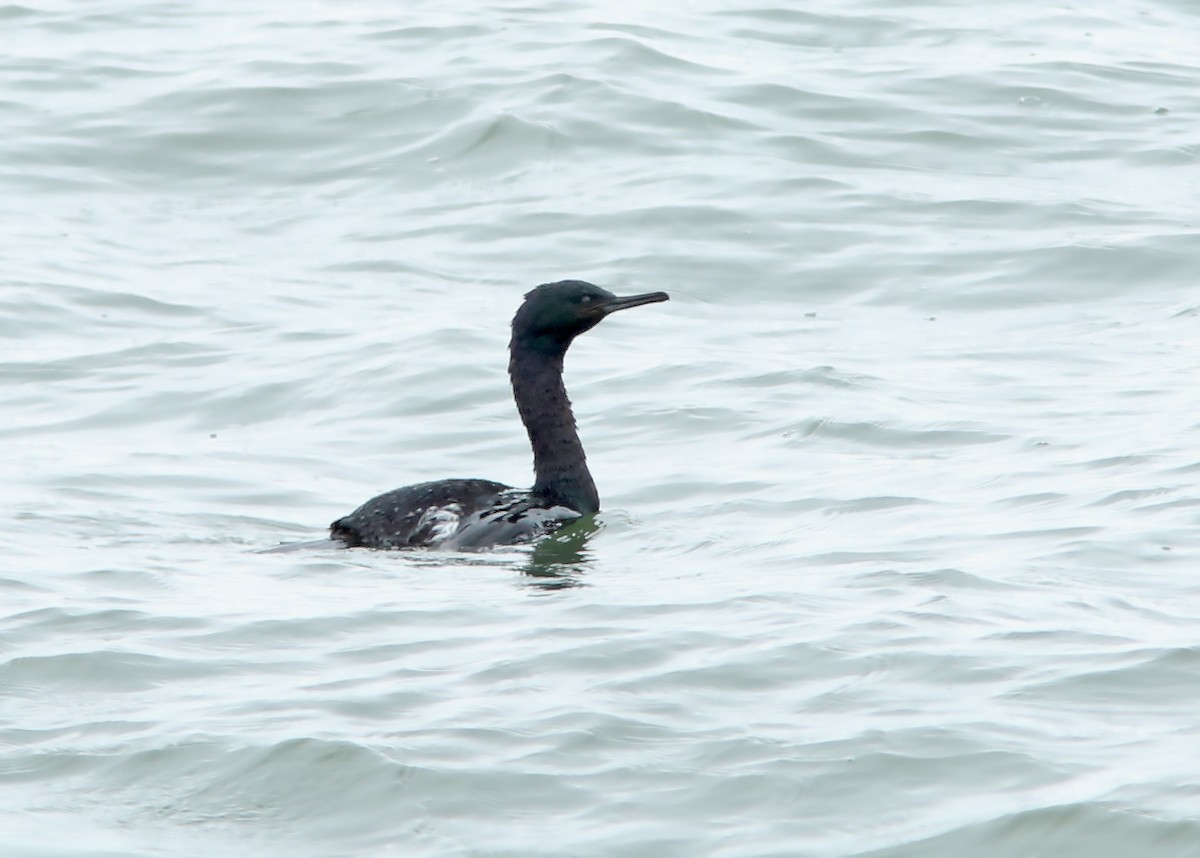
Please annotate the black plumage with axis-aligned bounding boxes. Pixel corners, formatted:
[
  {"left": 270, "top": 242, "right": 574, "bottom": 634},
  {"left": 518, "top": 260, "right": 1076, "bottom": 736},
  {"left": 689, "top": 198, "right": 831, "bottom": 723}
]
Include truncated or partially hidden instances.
[{"left": 330, "top": 281, "right": 668, "bottom": 549}]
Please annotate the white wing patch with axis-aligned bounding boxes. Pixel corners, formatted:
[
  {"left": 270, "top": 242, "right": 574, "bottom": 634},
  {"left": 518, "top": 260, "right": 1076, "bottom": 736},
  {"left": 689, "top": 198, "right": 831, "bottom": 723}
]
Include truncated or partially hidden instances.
[{"left": 416, "top": 502, "right": 464, "bottom": 544}]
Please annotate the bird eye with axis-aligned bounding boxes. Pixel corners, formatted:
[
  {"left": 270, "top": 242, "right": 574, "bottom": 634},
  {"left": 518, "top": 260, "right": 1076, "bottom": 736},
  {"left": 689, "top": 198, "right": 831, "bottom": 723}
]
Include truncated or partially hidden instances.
[{"left": 579, "top": 295, "right": 592, "bottom": 304}]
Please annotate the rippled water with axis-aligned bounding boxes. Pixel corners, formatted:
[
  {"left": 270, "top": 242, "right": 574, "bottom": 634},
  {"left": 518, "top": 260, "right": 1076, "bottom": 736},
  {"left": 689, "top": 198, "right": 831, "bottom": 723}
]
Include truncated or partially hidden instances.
[{"left": 4, "top": 2, "right": 1200, "bottom": 856}]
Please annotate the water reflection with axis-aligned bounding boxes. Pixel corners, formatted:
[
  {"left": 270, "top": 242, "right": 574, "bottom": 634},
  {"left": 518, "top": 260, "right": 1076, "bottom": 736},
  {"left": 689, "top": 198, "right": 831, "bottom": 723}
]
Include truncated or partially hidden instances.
[{"left": 521, "top": 515, "right": 599, "bottom": 589}]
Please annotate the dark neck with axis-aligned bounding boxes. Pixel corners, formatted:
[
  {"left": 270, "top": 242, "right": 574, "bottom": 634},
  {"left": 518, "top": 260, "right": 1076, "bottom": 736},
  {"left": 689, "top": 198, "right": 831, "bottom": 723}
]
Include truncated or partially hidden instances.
[{"left": 508, "top": 336, "right": 599, "bottom": 515}]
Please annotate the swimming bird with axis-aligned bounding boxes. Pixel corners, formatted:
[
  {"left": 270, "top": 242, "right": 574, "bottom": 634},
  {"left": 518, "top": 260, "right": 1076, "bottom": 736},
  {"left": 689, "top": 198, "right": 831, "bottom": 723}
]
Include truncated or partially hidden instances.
[{"left": 329, "top": 280, "right": 669, "bottom": 550}]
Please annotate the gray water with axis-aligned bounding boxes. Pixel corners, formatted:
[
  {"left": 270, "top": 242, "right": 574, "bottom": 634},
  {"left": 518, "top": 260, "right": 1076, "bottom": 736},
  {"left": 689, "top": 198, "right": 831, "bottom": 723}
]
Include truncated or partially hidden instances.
[{"left": 4, "top": 2, "right": 1200, "bottom": 856}]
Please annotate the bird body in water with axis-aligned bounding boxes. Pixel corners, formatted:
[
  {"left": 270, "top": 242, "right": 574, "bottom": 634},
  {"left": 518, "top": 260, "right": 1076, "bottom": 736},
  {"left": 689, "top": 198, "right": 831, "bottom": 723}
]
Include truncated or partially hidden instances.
[{"left": 329, "top": 280, "right": 669, "bottom": 550}]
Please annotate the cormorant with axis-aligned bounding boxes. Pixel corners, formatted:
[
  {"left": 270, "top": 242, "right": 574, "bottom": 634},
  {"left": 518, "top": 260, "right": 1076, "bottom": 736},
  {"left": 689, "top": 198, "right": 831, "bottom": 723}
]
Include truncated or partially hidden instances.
[{"left": 329, "top": 280, "right": 669, "bottom": 549}]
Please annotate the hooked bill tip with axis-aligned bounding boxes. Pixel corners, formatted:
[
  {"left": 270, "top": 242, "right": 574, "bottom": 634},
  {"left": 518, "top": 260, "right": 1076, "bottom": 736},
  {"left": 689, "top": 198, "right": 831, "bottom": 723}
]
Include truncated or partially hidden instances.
[{"left": 602, "top": 291, "right": 670, "bottom": 313}]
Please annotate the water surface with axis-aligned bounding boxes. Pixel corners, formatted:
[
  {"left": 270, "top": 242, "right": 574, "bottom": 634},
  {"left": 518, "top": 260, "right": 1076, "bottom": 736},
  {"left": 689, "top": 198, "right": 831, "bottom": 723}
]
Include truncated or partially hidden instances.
[{"left": 3, "top": 2, "right": 1200, "bottom": 856}]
